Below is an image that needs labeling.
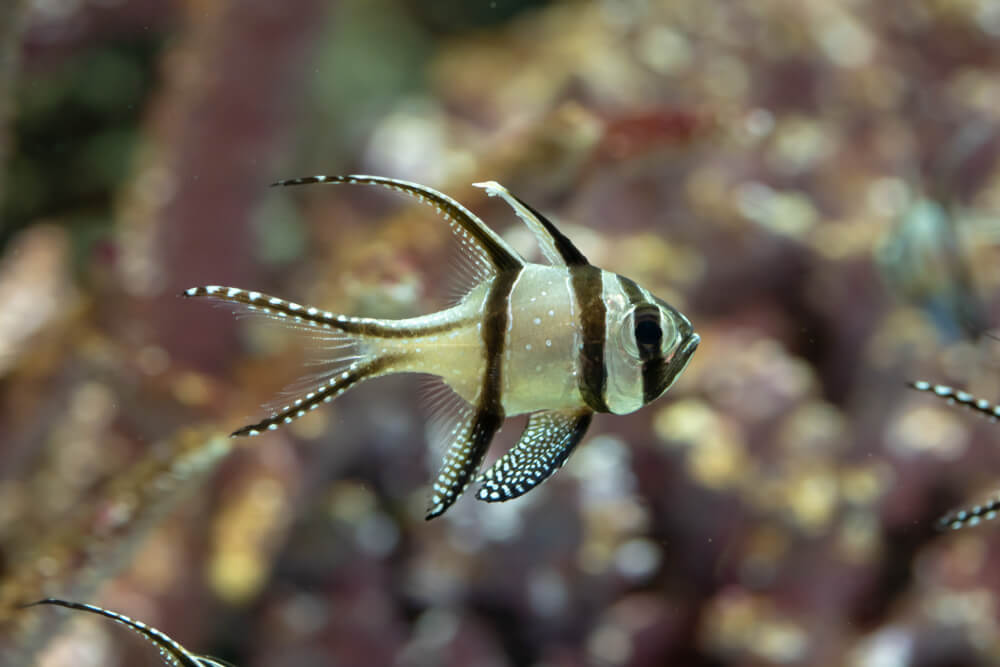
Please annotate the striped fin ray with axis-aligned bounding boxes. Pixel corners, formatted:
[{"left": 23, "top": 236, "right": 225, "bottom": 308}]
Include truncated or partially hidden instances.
[
  {"left": 473, "top": 180, "right": 589, "bottom": 266},
  {"left": 272, "top": 174, "right": 525, "bottom": 280},
  {"left": 909, "top": 381, "right": 1000, "bottom": 531},
  {"left": 938, "top": 496, "right": 1000, "bottom": 531},
  {"left": 24, "top": 599, "right": 235, "bottom": 667},
  {"left": 476, "top": 409, "right": 592, "bottom": 502},
  {"left": 183, "top": 286, "right": 405, "bottom": 437},
  {"left": 230, "top": 356, "right": 397, "bottom": 437},
  {"left": 183, "top": 285, "right": 458, "bottom": 339},
  {"left": 908, "top": 381, "right": 1000, "bottom": 421}
]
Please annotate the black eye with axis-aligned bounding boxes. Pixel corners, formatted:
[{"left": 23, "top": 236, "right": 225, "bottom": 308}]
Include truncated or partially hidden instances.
[{"left": 635, "top": 315, "right": 662, "bottom": 348}]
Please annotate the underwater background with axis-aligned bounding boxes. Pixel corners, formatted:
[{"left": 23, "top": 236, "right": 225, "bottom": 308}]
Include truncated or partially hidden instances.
[{"left": 2, "top": 0, "right": 1000, "bottom": 665}]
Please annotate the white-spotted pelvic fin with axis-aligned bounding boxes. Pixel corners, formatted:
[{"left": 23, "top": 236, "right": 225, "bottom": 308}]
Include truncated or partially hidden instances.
[
  {"left": 184, "top": 175, "right": 700, "bottom": 519},
  {"left": 476, "top": 408, "right": 592, "bottom": 502},
  {"left": 23, "top": 599, "right": 235, "bottom": 667}
]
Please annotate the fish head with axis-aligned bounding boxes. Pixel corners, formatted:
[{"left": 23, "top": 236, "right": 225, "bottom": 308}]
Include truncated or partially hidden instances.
[{"left": 604, "top": 282, "right": 699, "bottom": 415}]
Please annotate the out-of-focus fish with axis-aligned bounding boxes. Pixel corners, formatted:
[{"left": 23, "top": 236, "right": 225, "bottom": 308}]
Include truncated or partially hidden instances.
[
  {"left": 877, "top": 199, "right": 988, "bottom": 341},
  {"left": 909, "top": 381, "right": 1000, "bottom": 530},
  {"left": 24, "top": 598, "right": 233, "bottom": 667},
  {"left": 185, "top": 175, "right": 699, "bottom": 518}
]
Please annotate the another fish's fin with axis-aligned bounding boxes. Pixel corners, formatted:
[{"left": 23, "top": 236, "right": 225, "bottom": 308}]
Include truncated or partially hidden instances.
[
  {"left": 424, "top": 397, "right": 504, "bottom": 520},
  {"left": 273, "top": 175, "right": 526, "bottom": 281},
  {"left": 473, "top": 180, "right": 590, "bottom": 267},
  {"left": 908, "top": 381, "right": 1000, "bottom": 422},
  {"left": 182, "top": 286, "right": 400, "bottom": 437},
  {"left": 476, "top": 408, "right": 592, "bottom": 502},
  {"left": 909, "top": 382, "right": 1000, "bottom": 531},
  {"left": 23, "top": 599, "right": 235, "bottom": 667},
  {"left": 938, "top": 495, "right": 1000, "bottom": 531}
]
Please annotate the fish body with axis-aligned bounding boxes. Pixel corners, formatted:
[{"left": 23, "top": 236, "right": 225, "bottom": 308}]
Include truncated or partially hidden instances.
[
  {"left": 24, "top": 599, "right": 233, "bottom": 667},
  {"left": 186, "top": 176, "right": 699, "bottom": 518},
  {"left": 877, "top": 199, "right": 987, "bottom": 341}
]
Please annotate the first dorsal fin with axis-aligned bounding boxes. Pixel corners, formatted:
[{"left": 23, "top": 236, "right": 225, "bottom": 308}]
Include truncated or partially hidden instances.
[
  {"left": 273, "top": 175, "right": 525, "bottom": 278},
  {"left": 473, "top": 180, "right": 590, "bottom": 266}
]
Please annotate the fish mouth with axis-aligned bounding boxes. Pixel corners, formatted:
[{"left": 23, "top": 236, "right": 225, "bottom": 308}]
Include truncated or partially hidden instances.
[
  {"left": 665, "top": 332, "right": 699, "bottom": 382},
  {"left": 644, "top": 332, "right": 700, "bottom": 403}
]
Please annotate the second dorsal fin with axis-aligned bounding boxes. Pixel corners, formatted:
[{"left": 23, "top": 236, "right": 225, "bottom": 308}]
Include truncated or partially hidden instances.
[{"left": 273, "top": 175, "right": 526, "bottom": 280}]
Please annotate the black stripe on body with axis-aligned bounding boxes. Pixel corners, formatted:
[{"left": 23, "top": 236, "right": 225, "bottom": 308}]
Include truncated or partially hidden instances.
[
  {"left": 273, "top": 175, "right": 524, "bottom": 273},
  {"left": 425, "top": 271, "right": 521, "bottom": 521},
  {"left": 508, "top": 194, "right": 590, "bottom": 266},
  {"left": 617, "top": 275, "right": 648, "bottom": 309},
  {"left": 480, "top": 270, "right": 520, "bottom": 416},
  {"left": 183, "top": 286, "right": 467, "bottom": 339},
  {"left": 618, "top": 276, "right": 666, "bottom": 404},
  {"left": 571, "top": 266, "right": 611, "bottom": 413},
  {"left": 232, "top": 356, "right": 399, "bottom": 437},
  {"left": 424, "top": 268, "right": 520, "bottom": 519},
  {"left": 24, "top": 599, "right": 219, "bottom": 667}
]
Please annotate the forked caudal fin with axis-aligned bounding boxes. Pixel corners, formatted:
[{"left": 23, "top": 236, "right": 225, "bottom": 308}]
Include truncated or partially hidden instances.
[{"left": 183, "top": 285, "right": 412, "bottom": 437}]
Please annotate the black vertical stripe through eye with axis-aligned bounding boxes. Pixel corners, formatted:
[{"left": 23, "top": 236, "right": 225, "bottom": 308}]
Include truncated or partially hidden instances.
[
  {"left": 633, "top": 310, "right": 662, "bottom": 359},
  {"left": 635, "top": 317, "right": 662, "bottom": 347}
]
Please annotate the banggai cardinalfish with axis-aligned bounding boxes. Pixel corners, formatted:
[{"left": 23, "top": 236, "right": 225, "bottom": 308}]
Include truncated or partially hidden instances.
[{"left": 185, "top": 175, "right": 699, "bottom": 519}]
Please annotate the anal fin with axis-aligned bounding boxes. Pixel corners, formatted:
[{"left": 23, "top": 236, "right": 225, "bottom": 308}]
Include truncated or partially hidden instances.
[
  {"left": 425, "top": 407, "right": 504, "bottom": 519},
  {"left": 476, "top": 409, "right": 592, "bottom": 503}
]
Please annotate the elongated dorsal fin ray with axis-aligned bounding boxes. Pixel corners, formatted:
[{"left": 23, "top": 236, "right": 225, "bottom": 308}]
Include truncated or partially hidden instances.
[
  {"left": 273, "top": 175, "right": 525, "bottom": 280},
  {"left": 24, "top": 599, "right": 235, "bottom": 667},
  {"left": 473, "top": 181, "right": 590, "bottom": 267},
  {"left": 476, "top": 408, "right": 592, "bottom": 502}
]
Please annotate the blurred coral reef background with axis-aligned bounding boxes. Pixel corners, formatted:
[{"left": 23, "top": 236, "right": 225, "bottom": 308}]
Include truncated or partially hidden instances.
[{"left": 1, "top": 0, "right": 1000, "bottom": 665}]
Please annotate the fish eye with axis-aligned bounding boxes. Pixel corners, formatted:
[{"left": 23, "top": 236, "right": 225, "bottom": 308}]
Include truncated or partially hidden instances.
[{"left": 634, "top": 310, "right": 662, "bottom": 349}]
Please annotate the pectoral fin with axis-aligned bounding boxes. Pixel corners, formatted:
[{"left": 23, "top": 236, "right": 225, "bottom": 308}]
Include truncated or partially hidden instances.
[{"left": 476, "top": 408, "right": 592, "bottom": 502}]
